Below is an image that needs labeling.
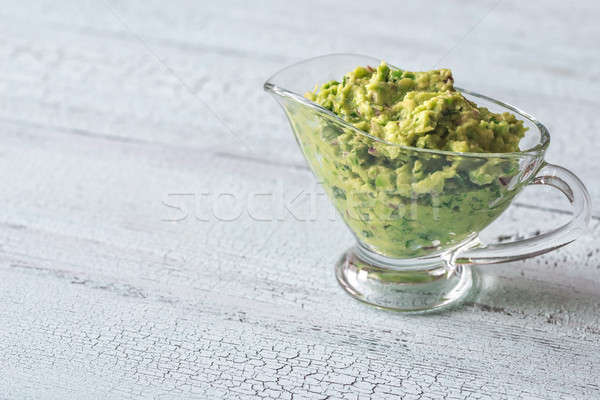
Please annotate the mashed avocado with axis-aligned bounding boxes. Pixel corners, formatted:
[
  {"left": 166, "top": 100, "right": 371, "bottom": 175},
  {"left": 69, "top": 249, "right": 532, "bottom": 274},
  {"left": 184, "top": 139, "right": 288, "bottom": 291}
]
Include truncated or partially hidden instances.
[
  {"left": 305, "top": 62, "right": 524, "bottom": 153},
  {"left": 294, "top": 62, "right": 527, "bottom": 258}
]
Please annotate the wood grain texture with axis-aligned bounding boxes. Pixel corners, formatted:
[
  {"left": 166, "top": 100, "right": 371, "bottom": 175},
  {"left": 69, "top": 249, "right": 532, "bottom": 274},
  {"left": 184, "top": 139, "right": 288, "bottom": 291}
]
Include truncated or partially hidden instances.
[{"left": 0, "top": 0, "right": 599, "bottom": 398}]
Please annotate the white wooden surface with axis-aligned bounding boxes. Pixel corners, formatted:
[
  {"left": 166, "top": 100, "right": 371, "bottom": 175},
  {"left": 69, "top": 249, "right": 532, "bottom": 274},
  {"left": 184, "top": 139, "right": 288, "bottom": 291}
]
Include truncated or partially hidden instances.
[{"left": 1, "top": 1, "right": 599, "bottom": 398}]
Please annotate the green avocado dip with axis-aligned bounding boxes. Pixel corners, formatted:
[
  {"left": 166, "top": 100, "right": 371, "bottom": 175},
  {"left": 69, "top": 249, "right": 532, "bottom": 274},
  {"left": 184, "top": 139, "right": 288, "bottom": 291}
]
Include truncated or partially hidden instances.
[{"left": 295, "top": 62, "right": 527, "bottom": 258}]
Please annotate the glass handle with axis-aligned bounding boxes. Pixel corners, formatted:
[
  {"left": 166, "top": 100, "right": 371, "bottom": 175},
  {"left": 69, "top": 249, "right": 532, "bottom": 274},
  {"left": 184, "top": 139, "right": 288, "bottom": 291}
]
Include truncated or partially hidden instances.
[{"left": 454, "top": 163, "right": 592, "bottom": 265}]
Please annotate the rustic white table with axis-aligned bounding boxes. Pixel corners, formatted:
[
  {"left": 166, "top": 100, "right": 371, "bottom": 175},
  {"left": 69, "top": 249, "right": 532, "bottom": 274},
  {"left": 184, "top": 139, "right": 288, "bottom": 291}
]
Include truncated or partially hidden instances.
[{"left": 1, "top": 1, "right": 599, "bottom": 398}]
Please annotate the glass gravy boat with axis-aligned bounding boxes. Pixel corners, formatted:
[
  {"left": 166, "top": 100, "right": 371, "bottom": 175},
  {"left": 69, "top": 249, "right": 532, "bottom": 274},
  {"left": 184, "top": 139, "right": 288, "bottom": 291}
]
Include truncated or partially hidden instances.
[{"left": 265, "top": 54, "right": 591, "bottom": 312}]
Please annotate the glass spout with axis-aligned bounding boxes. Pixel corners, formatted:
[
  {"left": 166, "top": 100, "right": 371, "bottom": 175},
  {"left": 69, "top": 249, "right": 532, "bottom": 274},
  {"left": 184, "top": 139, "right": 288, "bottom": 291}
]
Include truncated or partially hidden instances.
[{"left": 264, "top": 53, "right": 382, "bottom": 98}]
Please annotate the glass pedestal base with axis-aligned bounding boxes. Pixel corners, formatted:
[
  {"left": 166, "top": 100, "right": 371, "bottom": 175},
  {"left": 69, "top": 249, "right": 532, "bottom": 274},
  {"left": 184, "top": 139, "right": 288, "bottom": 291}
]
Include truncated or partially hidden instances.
[{"left": 335, "top": 246, "right": 475, "bottom": 313}]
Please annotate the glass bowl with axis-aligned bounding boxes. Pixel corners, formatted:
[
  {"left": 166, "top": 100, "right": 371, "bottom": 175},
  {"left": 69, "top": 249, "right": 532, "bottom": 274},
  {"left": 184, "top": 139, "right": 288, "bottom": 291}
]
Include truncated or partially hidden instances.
[{"left": 265, "top": 54, "right": 591, "bottom": 312}]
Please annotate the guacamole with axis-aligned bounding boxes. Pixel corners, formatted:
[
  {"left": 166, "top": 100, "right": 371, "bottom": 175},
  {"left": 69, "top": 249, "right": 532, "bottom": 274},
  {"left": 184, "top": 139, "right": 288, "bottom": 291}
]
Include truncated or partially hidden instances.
[
  {"left": 305, "top": 62, "right": 524, "bottom": 153},
  {"left": 293, "top": 62, "right": 527, "bottom": 258}
]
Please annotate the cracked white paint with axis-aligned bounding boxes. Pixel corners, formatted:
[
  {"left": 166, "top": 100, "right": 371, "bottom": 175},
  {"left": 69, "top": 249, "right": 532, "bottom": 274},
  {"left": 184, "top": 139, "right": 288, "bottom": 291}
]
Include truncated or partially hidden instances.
[{"left": 0, "top": 0, "right": 599, "bottom": 399}]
